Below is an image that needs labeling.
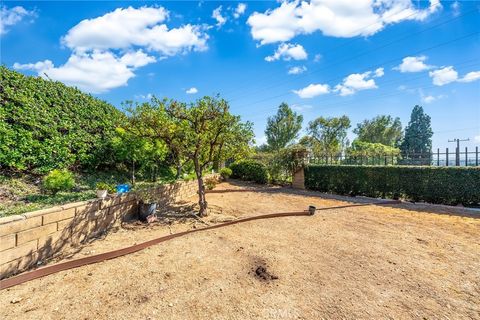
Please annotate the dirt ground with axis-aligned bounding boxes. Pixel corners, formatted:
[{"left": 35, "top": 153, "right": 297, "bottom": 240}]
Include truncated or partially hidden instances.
[{"left": 1, "top": 181, "right": 479, "bottom": 319}]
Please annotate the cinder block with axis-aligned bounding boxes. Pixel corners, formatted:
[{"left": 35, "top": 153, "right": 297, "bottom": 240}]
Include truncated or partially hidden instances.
[
  {"left": 0, "top": 234, "right": 16, "bottom": 252},
  {"left": 57, "top": 218, "right": 74, "bottom": 231},
  {"left": 75, "top": 202, "right": 100, "bottom": 218},
  {"left": 0, "top": 240, "right": 37, "bottom": 265},
  {"left": 37, "top": 230, "right": 69, "bottom": 256},
  {"left": 0, "top": 216, "right": 42, "bottom": 236},
  {"left": 1, "top": 251, "right": 39, "bottom": 279},
  {"left": 42, "top": 208, "right": 75, "bottom": 225},
  {"left": 16, "top": 223, "right": 57, "bottom": 245}
]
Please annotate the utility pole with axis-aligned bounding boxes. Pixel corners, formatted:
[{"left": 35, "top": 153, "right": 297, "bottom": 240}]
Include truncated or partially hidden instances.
[{"left": 448, "top": 138, "right": 469, "bottom": 166}]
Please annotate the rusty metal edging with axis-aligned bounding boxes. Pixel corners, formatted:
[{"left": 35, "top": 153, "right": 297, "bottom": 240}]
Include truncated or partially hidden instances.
[
  {"left": 0, "top": 211, "right": 310, "bottom": 290},
  {"left": 0, "top": 199, "right": 401, "bottom": 290}
]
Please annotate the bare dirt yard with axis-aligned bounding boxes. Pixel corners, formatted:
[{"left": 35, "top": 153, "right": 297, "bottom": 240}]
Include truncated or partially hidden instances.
[{"left": 1, "top": 181, "right": 479, "bottom": 319}]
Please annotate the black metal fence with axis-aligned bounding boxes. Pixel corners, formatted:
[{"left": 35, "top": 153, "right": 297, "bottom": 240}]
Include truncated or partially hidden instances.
[{"left": 308, "top": 146, "right": 480, "bottom": 167}]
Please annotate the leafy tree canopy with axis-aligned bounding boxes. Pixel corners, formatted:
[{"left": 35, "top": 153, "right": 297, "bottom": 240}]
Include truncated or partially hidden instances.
[
  {"left": 353, "top": 115, "right": 402, "bottom": 147},
  {"left": 265, "top": 103, "right": 303, "bottom": 151},
  {"left": 305, "top": 115, "right": 351, "bottom": 156},
  {"left": 127, "top": 95, "right": 254, "bottom": 216}
]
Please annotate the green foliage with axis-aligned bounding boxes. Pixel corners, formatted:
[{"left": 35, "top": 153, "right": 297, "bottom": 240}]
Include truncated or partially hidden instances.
[
  {"left": 95, "top": 182, "right": 116, "bottom": 193},
  {"left": 400, "top": 105, "right": 433, "bottom": 156},
  {"left": 305, "top": 165, "right": 480, "bottom": 206},
  {"left": 305, "top": 115, "right": 351, "bottom": 157},
  {"left": 265, "top": 103, "right": 303, "bottom": 151},
  {"left": 126, "top": 95, "right": 254, "bottom": 216},
  {"left": 0, "top": 66, "right": 125, "bottom": 173},
  {"left": 353, "top": 115, "right": 403, "bottom": 147},
  {"left": 255, "top": 145, "right": 308, "bottom": 183},
  {"left": 43, "top": 169, "right": 75, "bottom": 194},
  {"left": 219, "top": 167, "right": 232, "bottom": 179},
  {"left": 347, "top": 141, "right": 400, "bottom": 157},
  {"left": 204, "top": 176, "right": 219, "bottom": 190},
  {"left": 230, "top": 160, "right": 268, "bottom": 184}
]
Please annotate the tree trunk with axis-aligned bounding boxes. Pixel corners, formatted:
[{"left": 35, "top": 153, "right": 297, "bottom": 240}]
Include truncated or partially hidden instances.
[
  {"left": 194, "top": 158, "right": 208, "bottom": 217},
  {"left": 175, "top": 162, "right": 182, "bottom": 179},
  {"left": 131, "top": 160, "right": 136, "bottom": 186}
]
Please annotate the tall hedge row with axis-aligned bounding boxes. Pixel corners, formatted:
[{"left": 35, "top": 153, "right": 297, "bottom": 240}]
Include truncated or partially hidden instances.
[
  {"left": 0, "top": 66, "right": 125, "bottom": 173},
  {"left": 305, "top": 165, "right": 480, "bottom": 205},
  {"left": 230, "top": 160, "right": 269, "bottom": 184}
]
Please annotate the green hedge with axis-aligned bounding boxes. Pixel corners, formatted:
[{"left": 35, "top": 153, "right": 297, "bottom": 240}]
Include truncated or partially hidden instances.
[
  {"left": 305, "top": 165, "right": 480, "bottom": 206},
  {"left": 0, "top": 66, "right": 125, "bottom": 173},
  {"left": 230, "top": 160, "right": 268, "bottom": 184}
]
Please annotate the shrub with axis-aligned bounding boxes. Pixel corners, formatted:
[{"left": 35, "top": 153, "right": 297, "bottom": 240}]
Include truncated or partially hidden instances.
[
  {"left": 219, "top": 167, "right": 232, "bottom": 180},
  {"left": 95, "top": 182, "right": 116, "bottom": 194},
  {"left": 230, "top": 160, "right": 268, "bottom": 184},
  {"left": 204, "top": 177, "right": 218, "bottom": 190},
  {"left": 304, "top": 165, "right": 480, "bottom": 206},
  {"left": 1, "top": 66, "right": 125, "bottom": 174},
  {"left": 43, "top": 169, "right": 75, "bottom": 194}
]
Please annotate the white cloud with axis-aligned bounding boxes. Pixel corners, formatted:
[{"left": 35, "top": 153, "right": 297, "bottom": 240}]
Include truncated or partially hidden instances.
[
  {"left": 14, "top": 50, "right": 156, "bottom": 93},
  {"left": 374, "top": 67, "right": 384, "bottom": 77},
  {"left": 451, "top": 1, "right": 460, "bottom": 17},
  {"left": 265, "top": 43, "right": 307, "bottom": 62},
  {"left": 291, "top": 104, "right": 313, "bottom": 112},
  {"left": 293, "top": 83, "right": 330, "bottom": 98},
  {"left": 212, "top": 6, "right": 227, "bottom": 28},
  {"left": 314, "top": 54, "right": 322, "bottom": 62},
  {"left": 334, "top": 69, "right": 382, "bottom": 96},
  {"left": 422, "top": 95, "right": 436, "bottom": 103},
  {"left": 234, "top": 3, "right": 247, "bottom": 19},
  {"left": 475, "top": 135, "right": 480, "bottom": 143},
  {"left": 247, "top": 0, "right": 441, "bottom": 45},
  {"left": 14, "top": 6, "right": 209, "bottom": 93},
  {"left": 63, "top": 6, "right": 208, "bottom": 56},
  {"left": 186, "top": 87, "right": 198, "bottom": 94},
  {"left": 429, "top": 67, "right": 480, "bottom": 86},
  {"left": 135, "top": 93, "right": 153, "bottom": 100},
  {"left": 419, "top": 90, "right": 446, "bottom": 104},
  {"left": 0, "top": 5, "right": 36, "bottom": 35},
  {"left": 288, "top": 65, "right": 307, "bottom": 75},
  {"left": 395, "top": 55, "right": 432, "bottom": 73},
  {"left": 429, "top": 66, "right": 458, "bottom": 86},
  {"left": 458, "top": 71, "right": 480, "bottom": 83}
]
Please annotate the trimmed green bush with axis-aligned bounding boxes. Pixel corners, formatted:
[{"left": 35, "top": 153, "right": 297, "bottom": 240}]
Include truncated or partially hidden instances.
[
  {"left": 43, "top": 169, "right": 75, "bottom": 194},
  {"left": 230, "top": 160, "right": 268, "bottom": 184},
  {"left": 219, "top": 167, "right": 232, "bottom": 180},
  {"left": 305, "top": 165, "right": 480, "bottom": 206},
  {"left": 1, "top": 66, "right": 125, "bottom": 173}
]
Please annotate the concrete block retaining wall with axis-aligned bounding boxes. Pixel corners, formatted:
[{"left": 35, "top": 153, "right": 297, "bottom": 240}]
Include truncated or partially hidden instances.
[{"left": 0, "top": 178, "right": 202, "bottom": 279}]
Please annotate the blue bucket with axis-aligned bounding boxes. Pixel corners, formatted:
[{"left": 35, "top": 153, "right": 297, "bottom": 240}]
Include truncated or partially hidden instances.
[{"left": 116, "top": 184, "right": 131, "bottom": 194}]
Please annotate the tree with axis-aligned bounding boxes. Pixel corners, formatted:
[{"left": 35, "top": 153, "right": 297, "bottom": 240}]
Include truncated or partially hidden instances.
[
  {"left": 265, "top": 103, "right": 303, "bottom": 151},
  {"left": 306, "top": 115, "right": 351, "bottom": 158},
  {"left": 353, "top": 115, "right": 402, "bottom": 147},
  {"left": 128, "top": 96, "right": 254, "bottom": 217},
  {"left": 112, "top": 127, "right": 167, "bottom": 185},
  {"left": 400, "top": 105, "right": 433, "bottom": 160}
]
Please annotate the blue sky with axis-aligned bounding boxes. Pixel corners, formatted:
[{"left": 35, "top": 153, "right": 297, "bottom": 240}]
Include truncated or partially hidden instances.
[{"left": 1, "top": 1, "right": 479, "bottom": 149}]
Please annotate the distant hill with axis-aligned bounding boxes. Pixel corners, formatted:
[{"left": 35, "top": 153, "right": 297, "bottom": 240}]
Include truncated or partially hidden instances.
[{"left": 0, "top": 66, "right": 125, "bottom": 173}]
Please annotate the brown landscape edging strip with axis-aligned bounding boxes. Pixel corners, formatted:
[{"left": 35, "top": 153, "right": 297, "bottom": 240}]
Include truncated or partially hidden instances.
[
  {"left": 0, "top": 200, "right": 400, "bottom": 290},
  {"left": 0, "top": 211, "right": 309, "bottom": 290}
]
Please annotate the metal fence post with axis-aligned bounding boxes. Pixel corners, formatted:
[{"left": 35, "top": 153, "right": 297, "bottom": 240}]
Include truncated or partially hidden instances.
[
  {"left": 437, "top": 148, "right": 440, "bottom": 166},
  {"left": 477, "top": 146, "right": 479, "bottom": 166},
  {"left": 465, "top": 147, "right": 468, "bottom": 166},
  {"left": 446, "top": 148, "right": 449, "bottom": 166}
]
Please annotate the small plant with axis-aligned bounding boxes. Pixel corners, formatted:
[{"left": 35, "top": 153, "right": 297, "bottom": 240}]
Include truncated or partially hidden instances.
[
  {"left": 219, "top": 167, "right": 232, "bottom": 180},
  {"left": 43, "top": 169, "right": 75, "bottom": 194},
  {"left": 204, "top": 177, "right": 218, "bottom": 190},
  {"left": 95, "top": 182, "right": 116, "bottom": 194}
]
